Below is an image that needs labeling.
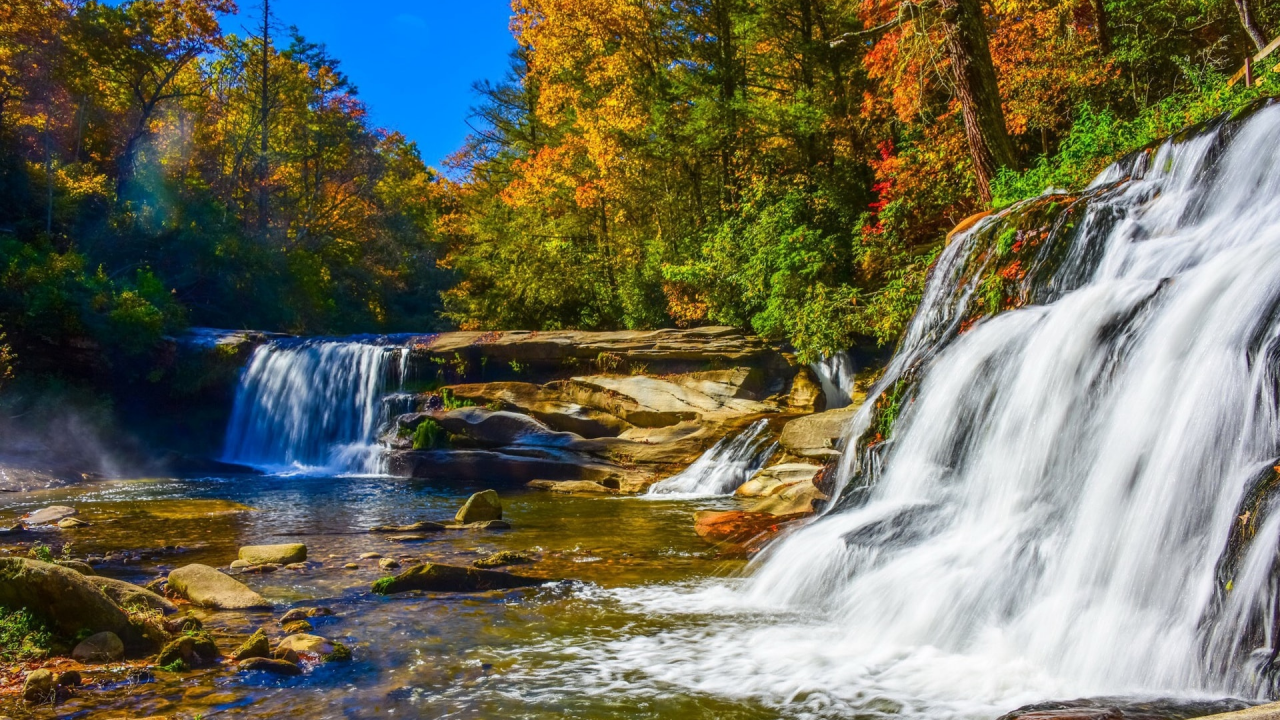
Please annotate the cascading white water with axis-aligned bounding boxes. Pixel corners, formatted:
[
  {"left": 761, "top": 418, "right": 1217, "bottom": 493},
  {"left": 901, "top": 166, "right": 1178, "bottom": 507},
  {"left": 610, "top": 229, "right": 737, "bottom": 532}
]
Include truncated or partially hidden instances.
[
  {"left": 810, "top": 351, "right": 856, "bottom": 409},
  {"left": 577, "top": 102, "right": 1280, "bottom": 717},
  {"left": 222, "top": 338, "right": 408, "bottom": 474},
  {"left": 646, "top": 419, "right": 776, "bottom": 497}
]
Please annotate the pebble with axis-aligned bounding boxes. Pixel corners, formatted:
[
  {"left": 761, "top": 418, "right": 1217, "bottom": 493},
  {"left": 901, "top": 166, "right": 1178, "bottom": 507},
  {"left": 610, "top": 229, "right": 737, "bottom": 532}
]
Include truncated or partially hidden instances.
[
  {"left": 379, "top": 558, "right": 401, "bottom": 570},
  {"left": 359, "top": 552, "right": 382, "bottom": 559},
  {"left": 343, "top": 563, "right": 359, "bottom": 570}
]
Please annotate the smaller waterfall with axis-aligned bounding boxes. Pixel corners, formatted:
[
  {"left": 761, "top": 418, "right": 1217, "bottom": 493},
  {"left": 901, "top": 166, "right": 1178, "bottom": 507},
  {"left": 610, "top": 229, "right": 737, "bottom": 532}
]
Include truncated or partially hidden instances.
[
  {"left": 646, "top": 419, "right": 776, "bottom": 497},
  {"left": 810, "top": 351, "right": 855, "bottom": 409},
  {"left": 222, "top": 338, "right": 409, "bottom": 474}
]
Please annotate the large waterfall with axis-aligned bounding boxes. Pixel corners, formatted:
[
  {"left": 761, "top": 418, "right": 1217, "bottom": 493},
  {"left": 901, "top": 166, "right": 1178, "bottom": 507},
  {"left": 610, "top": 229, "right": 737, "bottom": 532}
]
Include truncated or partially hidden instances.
[
  {"left": 593, "top": 101, "right": 1280, "bottom": 716},
  {"left": 222, "top": 337, "right": 410, "bottom": 474}
]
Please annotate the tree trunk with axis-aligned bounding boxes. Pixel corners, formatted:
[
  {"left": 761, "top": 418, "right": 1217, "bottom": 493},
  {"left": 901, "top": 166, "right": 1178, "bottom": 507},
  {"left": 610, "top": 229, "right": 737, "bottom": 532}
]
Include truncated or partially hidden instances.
[
  {"left": 937, "top": 0, "right": 1019, "bottom": 204},
  {"left": 1234, "top": 0, "right": 1269, "bottom": 51},
  {"left": 258, "top": 0, "right": 272, "bottom": 236},
  {"left": 1090, "top": 0, "right": 1111, "bottom": 54}
]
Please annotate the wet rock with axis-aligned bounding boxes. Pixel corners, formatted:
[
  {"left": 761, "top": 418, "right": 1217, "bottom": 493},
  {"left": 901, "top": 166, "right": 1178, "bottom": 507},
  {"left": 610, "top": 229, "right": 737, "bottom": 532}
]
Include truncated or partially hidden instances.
[
  {"left": 531, "top": 479, "right": 617, "bottom": 494},
  {"left": 379, "top": 558, "right": 401, "bottom": 570},
  {"left": 735, "top": 463, "right": 825, "bottom": 497},
  {"left": 166, "top": 564, "right": 271, "bottom": 610},
  {"left": 163, "top": 615, "right": 202, "bottom": 635},
  {"left": 232, "top": 630, "right": 271, "bottom": 661},
  {"left": 276, "top": 633, "right": 333, "bottom": 656},
  {"left": 747, "top": 475, "right": 829, "bottom": 516},
  {"left": 22, "top": 669, "right": 55, "bottom": 704},
  {"left": 157, "top": 631, "right": 221, "bottom": 668},
  {"left": 1, "top": 520, "right": 26, "bottom": 535},
  {"left": 693, "top": 510, "right": 809, "bottom": 553},
  {"left": 360, "top": 552, "right": 382, "bottom": 559},
  {"left": 777, "top": 407, "right": 857, "bottom": 460},
  {"left": 57, "top": 517, "right": 91, "bottom": 529},
  {"left": 450, "top": 519, "right": 512, "bottom": 530},
  {"left": 557, "top": 371, "right": 774, "bottom": 428},
  {"left": 372, "top": 562, "right": 546, "bottom": 594},
  {"left": 238, "top": 657, "right": 302, "bottom": 676},
  {"left": 344, "top": 562, "right": 360, "bottom": 569},
  {"left": 281, "top": 607, "right": 333, "bottom": 623},
  {"left": 445, "top": 381, "right": 633, "bottom": 437},
  {"left": 72, "top": 631, "right": 125, "bottom": 662},
  {"left": 238, "top": 543, "right": 307, "bottom": 566},
  {"left": 996, "top": 697, "right": 1255, "bottom": 720},
  {"left": 54, "top": 559, "right": 96, "bottom": 575},
  {"left": 0, "top": 558, "right": 137, "bottom": 641},
  {"left": 282, "top": 620, "right": 312, "bottom": 634},
  {"left": 473, "top": 550, "right": 536, "bottom": 569},
  {"left": 243, "top": 563, "right": 281, "bottom": 573},
  {"left": 387, "top": 534, "right": 428, "bottom": 542},
  {"left": 86, "top": 576, "right": 178, "bottom": 615},
  {"left": 786, "top": 367, "right": 825, "bottom": 412},
  {"left": 23, "top": 506, "right": 77, "bottom": 525},
  {"left": 230, "top": 559, "right": 250, "bottom": 569},
  {"left": 370, "top": 521, "right": 447, "bottom": 533},
  {"left": 273, "top": 647, "right": 301, "bottom": 664},
  {"left": 55, "top": 670, "right": 81, "bottom": 687},
  {"left": 284, "top": 562, "right": 308, "bottom": 570},
  {"left": 456, "top": 489, "right": 502, "bottom": 523}
]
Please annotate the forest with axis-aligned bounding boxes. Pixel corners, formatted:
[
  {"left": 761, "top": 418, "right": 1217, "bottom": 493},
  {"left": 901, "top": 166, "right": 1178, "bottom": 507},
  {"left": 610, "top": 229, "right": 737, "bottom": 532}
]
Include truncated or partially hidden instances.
[{"left": 1, "top": 0, "right": 1278, "bottom": 394}]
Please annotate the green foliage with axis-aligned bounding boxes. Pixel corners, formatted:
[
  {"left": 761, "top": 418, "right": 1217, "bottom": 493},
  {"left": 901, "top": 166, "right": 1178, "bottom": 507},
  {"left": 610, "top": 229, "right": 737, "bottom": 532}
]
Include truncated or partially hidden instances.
[
  {"left": 158, "top": 658, "right": 189, "bottom": 673},
  {"left": 322, "top": 641, "right": 353, "bottom": 662},
  {"left": 370, "top": 576, "right": 395, "bottom": 594},
  {"left": 27, "top": 542, "right": 54, "bottom": 562},
  {"left": 412, "top": 417, "right": 446, "bottom": 450},
  {"left": 0, "top": 606, "right": 55, "bottom": 662}
]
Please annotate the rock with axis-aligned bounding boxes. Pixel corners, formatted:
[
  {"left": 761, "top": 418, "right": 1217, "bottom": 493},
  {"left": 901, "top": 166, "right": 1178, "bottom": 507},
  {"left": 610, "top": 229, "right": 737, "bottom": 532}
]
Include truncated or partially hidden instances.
[
  {"left": 557, "top": 371, "right": 773, "bottom": 428},
  {"left": 693, "top": 510, "right": 809, "bottom": 553},
  {"left": 370, "top": 521, "right": 446, "bottom": 533},
  {"left": 273, "top": 647, "right": 301, "bottom": 664},
  {"left": 344, "top": 563, "right": 360, "bottom": 569},
  {"left": 55, "top": 670, "right": 81, "bottom": 687},
  {"left": 947, "top": 209, "right": 993, "bottom": 244},
  {"left": 282, "top": 620, "right": 312, "bottom": 634},
  {"left": 445, "top": 382, "right": 633, "bottom": 437},
  {"left": 388, "top": 448, "right": 625, "bottom": 485},
  {"left": 54, "top": 559, "right": 96, "bottom": 575},
  {"left": 72, "top": 631, "right": 125, "bottom": 662},
  {"left": 778, "top": 406, "right": 858, "bottom": 460},
  {"left": 276, "top": 633, "right": 333, "bottom": 656},
  {"left": 232, "top": 630, "right": 271, "bottom": 661},
  {"left": 238, "top": 543, "right": 307, "bottom": 566},
  {"left": 281, "top": 607, "right": 332, "bottom": 623},
  {"left": 163, "top": 615, "right": 202, "bottom": 635},
  {"left": 786, "top": 367, "right": 825, "bottom": 412},
  {"left": 448, "top": 520, "right": 512, "bottom": 530},
  {"left": 166, "top": 564, "right": 271, "bottom": 610},
  {"left": 230, "top": 559, "right": 250, "bottom": 569},
  {"left": 22, "top": 669, "right": 55, "bottom": 704},
  {"left": 285, "top": 562, "right": 308, "bottom": 570},
  {"left": 243, "top": 563, "right": 280, "bottom": 573},
  {"left": 372, "top": 562, "right": 546, "bottom": 594},
  {"left": 456, "top": 490, "right": 502, "bottom": 523},
  {"left": 473, "top": 550, "right": 535, "bottom": 569},
  {"left": 86, "top": 576, "right": 178, "bottom": 615},
  {"left": 57, "top": 517, "right": 91, "bottom": 529},
  {"left": 22, "top": 506, "right": 77, "bottom": 525},
  {"left": 157, "top": 632, "right": 221, "bottom": 668},
  {"left": 431, "top": 407, "right": 576, "bottom": 449},
  {"left": 379, "top": 558, "right": 401, "bottom": 570},
  {"left": 532, "top": 479, "right": 617, "bottom": 494},
  {"left": 359, "top": 552, "right": 382, "bottom": 559},
  {"left": 238, "top": 657, "right": 302, "bottom": 676},
  {"left": 996, "top": 698, "right": 1254, "bottom": 720},
  {"left": 749, "top": 479, "right": 829, "bottom": 515},
  {"left": 0, "top": 558, "right": 137, "bottom": 641},
  {"left": 1, "top": 520, "right": 26, "bottom": 535}
]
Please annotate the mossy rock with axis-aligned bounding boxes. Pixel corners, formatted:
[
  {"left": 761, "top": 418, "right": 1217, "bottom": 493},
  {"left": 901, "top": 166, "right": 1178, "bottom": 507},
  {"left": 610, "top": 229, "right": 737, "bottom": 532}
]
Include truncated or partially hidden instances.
[
  {"left": 87, "top": 576, "right": 177, "bottom": 616},
  {"left": 232, "top": 629, "right": 270, "bottom": 662},
  {"left": 473, "top": 550, "right": 536, "bottom": 569},
  {"left": 371, "top": 562, "right": 545, "bottom": 594},
  {"left": 156, "top": 631, "right": 221, "bottom": 669},
  {"left": 0, "top": 558, "right": 139, "bottom": 645}
]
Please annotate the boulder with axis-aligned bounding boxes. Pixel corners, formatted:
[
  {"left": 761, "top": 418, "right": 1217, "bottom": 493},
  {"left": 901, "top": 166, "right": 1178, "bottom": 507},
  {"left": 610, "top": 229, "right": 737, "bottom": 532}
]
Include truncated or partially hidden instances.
[
  {"left": 735, "top": 463, "right": 825, "bottom": 497},
  {"left": 750, "top": 479, "right": 829, "bottom": 515},
  {"left": 693, "top": 510, "right": 809, "bottom": 553},
  {"left": 276, "top": 633, "right": 333, "bottom": 656},
  {"left": 786, "top": 367, "right": 825, "bottom": 412},
  {"left": 232, "top": 630, "right": 270, "bottom": 661},
  {"left": 431, "top": 407, "right": 577, "bottom": 448},
  {"left": 166, "top": 564, "right": 271, "bottom": 610},
  {"left": 22, "top": 669, "right": 55, "bottom": 704},
  {"left": 528, "top": 479, "right": 617, "bottom": 494},
  {"left": 0, "top": 558, "right": 136, "bottom": 641},
  {"left": 474, "top": 550, "right": 535, "bottom": 569},
  {"left": 72, "top": 631, "right": 125, "bottom": 662},
  {"left": 55, "top": 669, "right": 81, "bottom": 687},
  {"left": 282, "top": 620, "right": 312, "bottom": 634},
  {"left": 455, "top": 489, "right": 502, "bottom": 523},
  {"left": 280, "top": 607, "right": 332, "bottom": 623},
  {"left": 230, "top": 559, "right": 251, "bottom": 569},
  {"left": 445, "top": 382, "right": 633, "bottom": 437},
  {"left": 238, "top": 657, "right": 302, "bottom": 676},
  {"left": 388, "top": 448, "right": 624, "bottom": 484},
  {"left": 54, "top": 559, "right": 96, "bottom": 576},
  {"left": 86, "top": 576, "right": 178, "bottom": 615},
  {"left": 379, "top": 558, "right": 401, "bottom": 570},
  {"left": 157, "top": 632, "right": 221, "bottom": 668},
  {"left": 557, "top": 371, "right": 774, "bottom": 428},
  {"left": 238, "top": 543, "right": 307, "bottom": 566},
  {"left": 370, "top": 521, "right": 446, "bottom": 533},
  {"left": 778, "top": 406, "right": 858, "bottom": 460},
  {"left": 371, "top": 563, "right": 546, "bottom": 594},
  {"left": 22, "top": 506, "right": 77, "bottom": 525}
]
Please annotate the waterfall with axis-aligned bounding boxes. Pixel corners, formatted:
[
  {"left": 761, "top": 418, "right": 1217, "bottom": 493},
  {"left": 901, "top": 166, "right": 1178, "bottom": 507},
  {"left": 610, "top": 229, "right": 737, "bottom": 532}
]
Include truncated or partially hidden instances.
[
  {"left": 222, "top": 337, "right": 409, "bottom": 474},
  {"left": 647, "top": 419, "right": 776, "bottom": 497},
  {"left": 742, "top": 100, "right": 1280, "bottom": 701},
  {"left": 810, "top": 351, "right": 856, "bottom": 409}
]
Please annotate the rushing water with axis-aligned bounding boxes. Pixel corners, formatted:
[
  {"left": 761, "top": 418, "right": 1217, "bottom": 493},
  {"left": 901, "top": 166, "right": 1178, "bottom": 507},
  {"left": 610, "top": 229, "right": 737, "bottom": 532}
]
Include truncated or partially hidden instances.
[
  {"left": 646, "top": 419, "right": 777, "bottom": 497},
  {"left": 589, "top": 101, "right": 1280, "bottom": 714},
  {"left": 222, "top": 338, "right": 411, "bottom": 474},
  {"left": 810, "top": 351, "right": 856, "bottom": 409}
]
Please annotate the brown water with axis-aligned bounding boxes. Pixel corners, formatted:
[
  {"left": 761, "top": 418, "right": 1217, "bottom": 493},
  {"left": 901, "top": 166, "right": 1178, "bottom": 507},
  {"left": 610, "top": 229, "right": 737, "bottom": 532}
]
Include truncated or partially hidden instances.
[{"left": 0, "top": 475, "right": 787, "bottom": 720}]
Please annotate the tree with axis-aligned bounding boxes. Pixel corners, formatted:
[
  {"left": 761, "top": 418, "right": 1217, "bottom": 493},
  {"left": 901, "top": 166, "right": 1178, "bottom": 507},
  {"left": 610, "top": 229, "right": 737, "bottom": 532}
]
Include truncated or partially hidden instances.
[{"left": 1233, "top": 0, "right": 1270, "bottom": 50}]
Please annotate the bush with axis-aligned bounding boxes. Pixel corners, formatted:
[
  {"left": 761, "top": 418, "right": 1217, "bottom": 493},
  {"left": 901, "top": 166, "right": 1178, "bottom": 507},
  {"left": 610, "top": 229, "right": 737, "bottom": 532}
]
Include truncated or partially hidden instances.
[{"left": 0, "top": 606, "right": 55, "bottom": 661}]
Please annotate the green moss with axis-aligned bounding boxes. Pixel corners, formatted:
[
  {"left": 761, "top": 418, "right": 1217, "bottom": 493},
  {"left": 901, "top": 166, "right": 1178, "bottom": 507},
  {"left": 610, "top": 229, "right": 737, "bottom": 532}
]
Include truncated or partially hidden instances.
[
  {"left": 322, "top": 641, "right": 352, "bottom": 662},
  {"left": 158, "top": 658, "right": 189, "bottom": 673},
  {"left": 412, "top": 418, "right": 446, "bottom": 450},
  {"left": 371, "top": 576, "right": 396, "bottom": 594},
  {"left": 0, "top": 606, "right": 55, "bottom": 661}
]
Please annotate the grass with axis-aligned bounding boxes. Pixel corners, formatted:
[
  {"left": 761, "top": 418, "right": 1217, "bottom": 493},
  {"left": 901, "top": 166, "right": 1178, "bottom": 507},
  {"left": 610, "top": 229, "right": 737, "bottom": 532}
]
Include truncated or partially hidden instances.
[{"left": 0, "top": 606, "right": 55, "bottom": 662}]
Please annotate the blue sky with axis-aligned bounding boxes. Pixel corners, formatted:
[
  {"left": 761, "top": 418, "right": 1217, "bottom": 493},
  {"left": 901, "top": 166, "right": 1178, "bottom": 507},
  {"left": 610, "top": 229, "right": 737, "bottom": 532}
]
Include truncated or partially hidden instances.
[{"left": 226, "top": 1, "right": 516, "bottom": 168}]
